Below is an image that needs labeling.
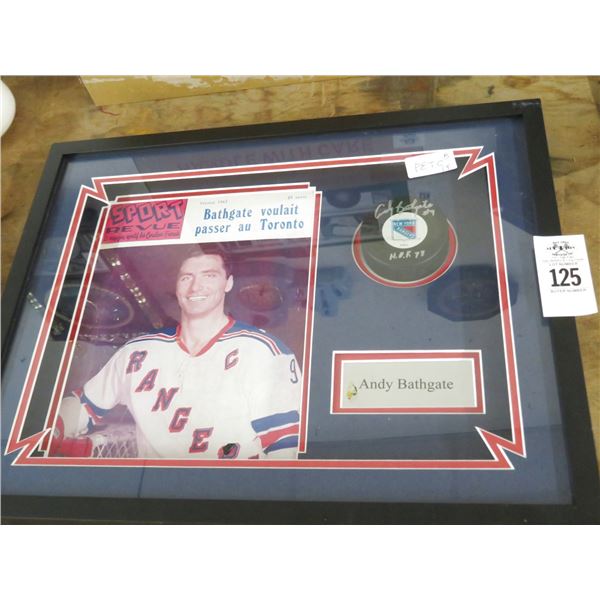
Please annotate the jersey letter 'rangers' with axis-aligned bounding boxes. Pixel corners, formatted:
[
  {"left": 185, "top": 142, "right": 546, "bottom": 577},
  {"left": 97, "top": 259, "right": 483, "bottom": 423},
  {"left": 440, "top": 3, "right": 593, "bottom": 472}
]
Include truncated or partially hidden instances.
[{"left": 77, "top": 318, "right": 301, "bottom": 459}]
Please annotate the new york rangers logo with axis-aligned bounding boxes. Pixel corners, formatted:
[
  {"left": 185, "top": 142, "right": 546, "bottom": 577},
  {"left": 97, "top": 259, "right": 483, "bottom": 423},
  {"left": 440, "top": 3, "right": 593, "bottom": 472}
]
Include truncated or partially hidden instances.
[{"left": 391, "top": 218, "right": 417, "bottom": 240}]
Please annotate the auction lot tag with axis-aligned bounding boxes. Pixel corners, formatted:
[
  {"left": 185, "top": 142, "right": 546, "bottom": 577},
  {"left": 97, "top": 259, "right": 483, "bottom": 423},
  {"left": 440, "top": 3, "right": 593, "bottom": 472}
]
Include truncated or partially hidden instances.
[
  {"left": 405, "top": 150, "right": 457, "bottom": 178},
  {"left": 533, "top": 235, "right": 598, "bottom": 317}
]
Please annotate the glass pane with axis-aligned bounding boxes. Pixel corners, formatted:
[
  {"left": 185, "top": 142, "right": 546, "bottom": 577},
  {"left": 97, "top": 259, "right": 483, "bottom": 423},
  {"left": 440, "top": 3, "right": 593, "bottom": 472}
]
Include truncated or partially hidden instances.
[{"left": 1, "top": 116, "right": 572, "bottom": 505}]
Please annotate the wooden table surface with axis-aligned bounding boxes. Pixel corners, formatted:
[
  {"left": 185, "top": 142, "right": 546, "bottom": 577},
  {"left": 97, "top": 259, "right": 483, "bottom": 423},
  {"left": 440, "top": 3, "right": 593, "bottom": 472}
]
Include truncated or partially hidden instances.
[{"left": 1, "top": 75, "right": 598, "bottom": 468}]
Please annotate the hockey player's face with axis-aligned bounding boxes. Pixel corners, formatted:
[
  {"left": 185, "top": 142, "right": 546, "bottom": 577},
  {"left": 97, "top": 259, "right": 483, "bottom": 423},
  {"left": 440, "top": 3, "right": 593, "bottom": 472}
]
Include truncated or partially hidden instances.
[{"left": 176, "top": 254, "right": 233, "bottom": 319}]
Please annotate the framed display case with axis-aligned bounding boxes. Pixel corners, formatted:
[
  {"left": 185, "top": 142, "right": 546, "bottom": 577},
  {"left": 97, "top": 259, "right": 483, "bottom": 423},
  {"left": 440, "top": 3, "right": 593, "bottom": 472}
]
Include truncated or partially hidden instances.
[{"left": 2, "top": 100, "right": 598, "bottom": 523}]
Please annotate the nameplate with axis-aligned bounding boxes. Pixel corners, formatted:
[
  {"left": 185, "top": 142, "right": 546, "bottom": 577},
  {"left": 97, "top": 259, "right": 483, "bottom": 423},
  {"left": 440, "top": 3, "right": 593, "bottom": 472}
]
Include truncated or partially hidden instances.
[{"left": 331, "top": 350, "right": 484, "bottom": 414}]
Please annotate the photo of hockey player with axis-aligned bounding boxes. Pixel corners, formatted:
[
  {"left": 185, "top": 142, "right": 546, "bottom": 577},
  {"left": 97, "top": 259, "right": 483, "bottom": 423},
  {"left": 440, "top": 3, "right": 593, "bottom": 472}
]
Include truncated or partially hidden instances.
[{"left": 50, "top": 244, "right": 305, "bottom": 460}]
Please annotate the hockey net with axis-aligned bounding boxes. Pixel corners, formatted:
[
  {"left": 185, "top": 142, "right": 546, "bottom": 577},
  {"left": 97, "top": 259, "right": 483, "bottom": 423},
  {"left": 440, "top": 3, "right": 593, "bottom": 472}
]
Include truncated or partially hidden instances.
[
  {"left": 87, "top": 424, "right": 138, "bottom": 458},
  {"left": 54, "top": 423, "right": 139, "bottom": 459}
]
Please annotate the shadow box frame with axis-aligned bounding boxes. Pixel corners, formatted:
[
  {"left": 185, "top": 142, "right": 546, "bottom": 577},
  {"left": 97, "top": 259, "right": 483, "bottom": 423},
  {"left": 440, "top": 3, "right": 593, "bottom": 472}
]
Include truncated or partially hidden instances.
[{"left": 2, "top": 99, "right": 599, "bottom": 524}]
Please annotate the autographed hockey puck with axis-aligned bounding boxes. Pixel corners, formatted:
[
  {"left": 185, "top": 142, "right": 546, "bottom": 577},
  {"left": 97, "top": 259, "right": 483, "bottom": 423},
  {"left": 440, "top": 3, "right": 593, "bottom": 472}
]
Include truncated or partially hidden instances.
[{"left": 352, "top": 198, "right": 457, "bottom": 287}]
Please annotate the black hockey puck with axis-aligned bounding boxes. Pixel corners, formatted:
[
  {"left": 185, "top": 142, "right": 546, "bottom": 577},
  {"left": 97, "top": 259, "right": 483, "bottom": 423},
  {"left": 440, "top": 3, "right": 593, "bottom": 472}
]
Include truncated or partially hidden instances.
[{"left": 352, "top": 198, "right": 457, "bottom": 287}]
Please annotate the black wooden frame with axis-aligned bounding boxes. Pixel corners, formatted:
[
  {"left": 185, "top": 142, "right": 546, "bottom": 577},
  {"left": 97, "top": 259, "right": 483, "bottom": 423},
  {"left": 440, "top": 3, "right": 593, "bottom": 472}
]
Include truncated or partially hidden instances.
[{"left": 2, "top": 99, "right": 599, "bottom": 524}]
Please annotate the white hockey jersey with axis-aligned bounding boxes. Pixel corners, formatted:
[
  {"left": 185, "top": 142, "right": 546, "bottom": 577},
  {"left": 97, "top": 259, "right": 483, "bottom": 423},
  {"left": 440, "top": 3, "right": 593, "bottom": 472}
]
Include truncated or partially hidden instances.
[{"left": 76, "top": 318, "right": 301, "bottom": 459}]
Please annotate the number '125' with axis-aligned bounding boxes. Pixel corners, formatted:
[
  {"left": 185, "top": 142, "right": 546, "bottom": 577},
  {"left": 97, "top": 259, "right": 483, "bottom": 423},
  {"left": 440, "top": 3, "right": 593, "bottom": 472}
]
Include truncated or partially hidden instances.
[{"left": 550, "top": 268, "right": 581, "bottom": 287}]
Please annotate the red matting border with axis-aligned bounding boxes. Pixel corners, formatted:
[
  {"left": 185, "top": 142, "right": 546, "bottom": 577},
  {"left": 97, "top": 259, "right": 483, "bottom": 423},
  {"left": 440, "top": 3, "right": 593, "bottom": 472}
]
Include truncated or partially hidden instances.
[
  {"left": 6, "top": 147, "right": 525, "bottom": 470},
  {"left": 331, "top": 350, "right": 484, "bottom": 414}
]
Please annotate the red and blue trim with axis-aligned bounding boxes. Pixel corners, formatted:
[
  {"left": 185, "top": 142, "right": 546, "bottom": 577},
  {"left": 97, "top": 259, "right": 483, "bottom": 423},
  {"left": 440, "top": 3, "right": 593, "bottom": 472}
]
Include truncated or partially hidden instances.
[
  {"left": 252, "top": 410, "right": 300, "bottom": 455},
  {"left": 121, "top": 322, "right": 290, "bottom": 358},
  {"left": 220, "top": 321, "right": 291, "bottom": 356},
  {"left": 124, "top": 327, "right": 177, "bottom": 347},
  {"left": 73, "top": 387, "right": 110, "bottom": 430}
]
